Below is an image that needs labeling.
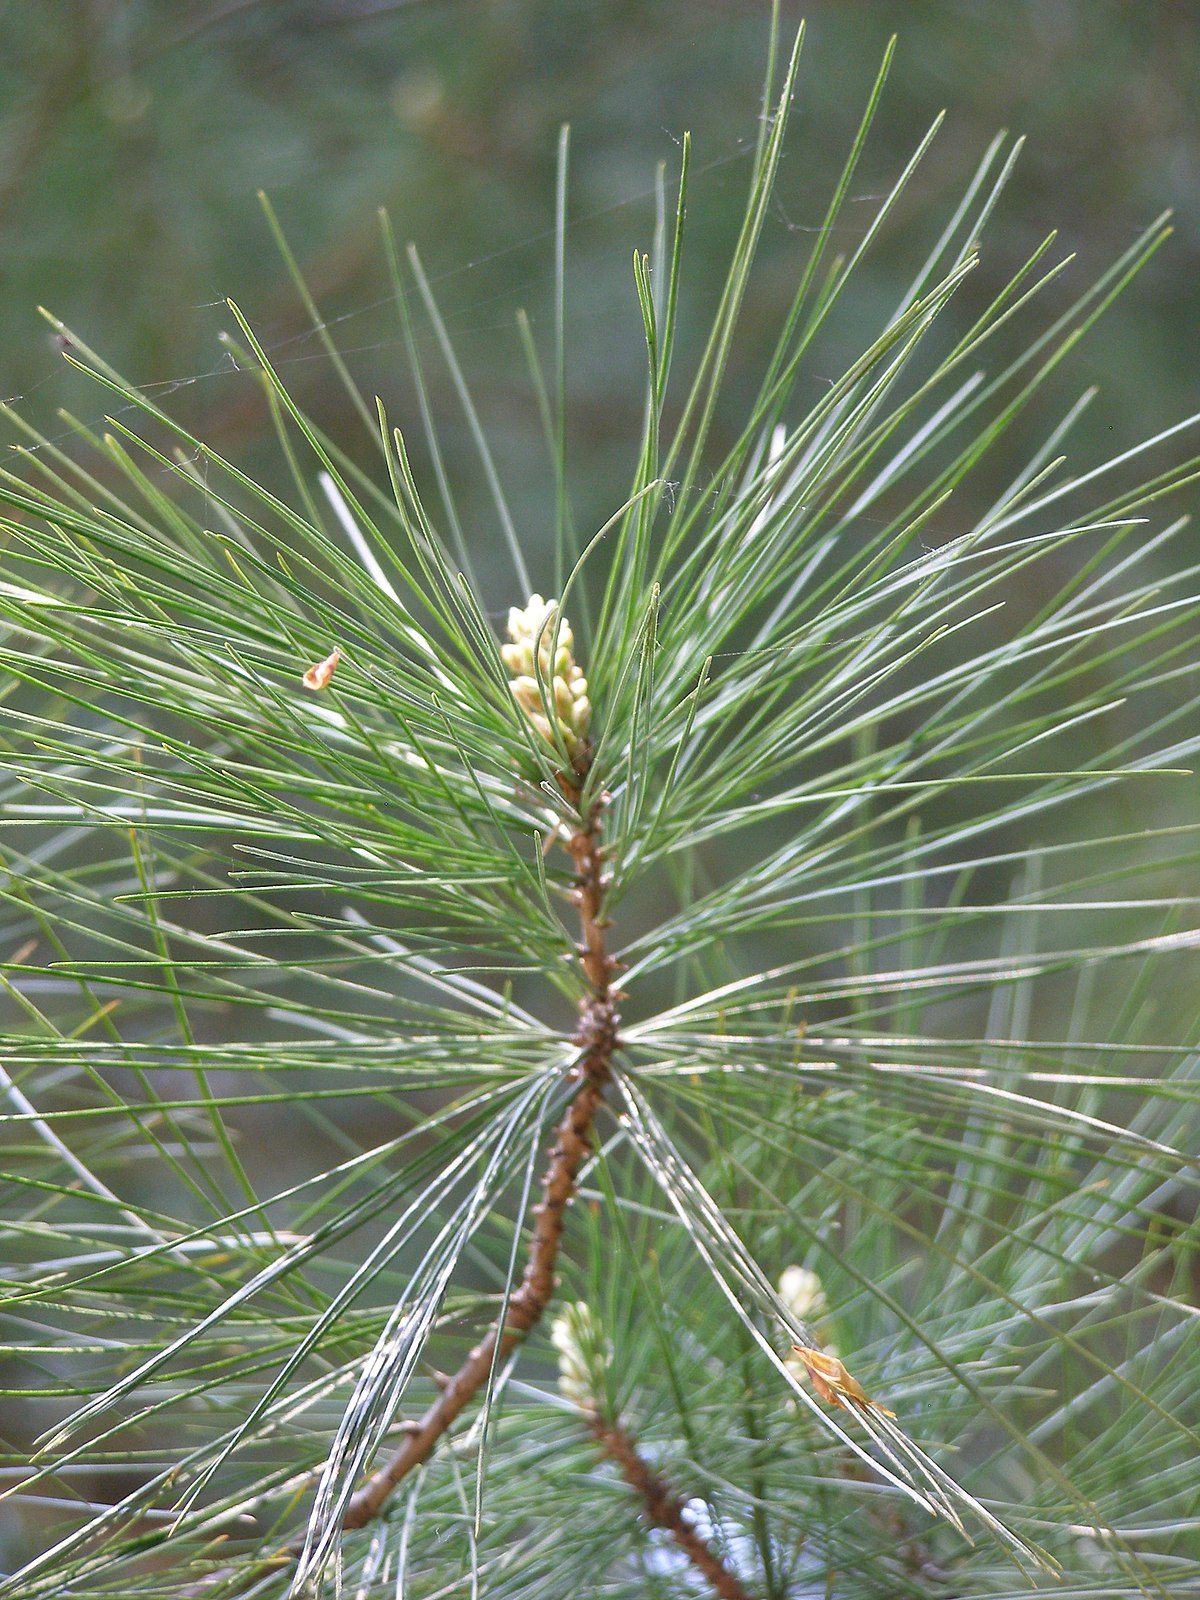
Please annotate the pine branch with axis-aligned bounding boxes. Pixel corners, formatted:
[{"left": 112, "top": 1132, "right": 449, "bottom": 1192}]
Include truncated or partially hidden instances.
[
  {"left": 184, "top": 749, "right": 620, "bottom": 1597},
  {"left": 585, "top": 1409, "right": 753, "bottom": 1600},
  {"left": 553, "top": 1302, "right": 754, "bottom": 1600},
  {"left": 330, "top": 752, "right": 620, "bottom": 1530},
  {"left": 6, "top": 27, "right": 1200, "bottom": 1594}
]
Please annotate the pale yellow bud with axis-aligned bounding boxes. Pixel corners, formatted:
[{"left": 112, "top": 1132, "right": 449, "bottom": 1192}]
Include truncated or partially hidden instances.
[
  {"left": 779, "top": 1265, "right": 828, "bottom": 1325},
  {"left": 510, "top": 675, "right": 542, "bottom": 713},
  {"left": 553, "top": 677, "right": 575, "bottom": 717},
  {"left": 503, "top": 593, "right": 591, "bottom": 753},
  {"left": 551, "top": 1301, "right": 609, "bottom": 1409}
]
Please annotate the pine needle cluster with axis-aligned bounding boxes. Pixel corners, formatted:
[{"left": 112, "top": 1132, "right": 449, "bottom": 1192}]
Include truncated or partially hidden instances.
[{"left": 1, "top": 22, "right": 1199, "bottom": 1599}]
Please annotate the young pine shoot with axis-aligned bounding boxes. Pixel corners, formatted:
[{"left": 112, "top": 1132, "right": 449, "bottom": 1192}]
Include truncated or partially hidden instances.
[{"left": 1, "top": 23, "right": 1199, "bottom": 1600}]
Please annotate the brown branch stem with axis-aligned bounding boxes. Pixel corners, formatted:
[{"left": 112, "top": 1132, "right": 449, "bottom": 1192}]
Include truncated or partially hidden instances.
[
  {"left": 341, "top": 759, "right": 619, "bottom": 1531},
  {"left": 585, "top": 1409, "right": 754, "bottom": 1600},
  {"left": 188, "top": 761, "right": 618, "bottom": 1596}
]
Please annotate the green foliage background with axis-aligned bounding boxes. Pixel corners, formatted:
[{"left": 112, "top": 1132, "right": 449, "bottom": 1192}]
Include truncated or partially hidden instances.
[{"left": 4, "top": 0, "right": 1197, "bottom": 556}]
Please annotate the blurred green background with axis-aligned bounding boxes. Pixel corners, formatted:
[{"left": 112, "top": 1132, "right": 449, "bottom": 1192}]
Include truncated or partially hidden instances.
[{"left": 3, "top": 0, "right": 1196, "bottom": 533}]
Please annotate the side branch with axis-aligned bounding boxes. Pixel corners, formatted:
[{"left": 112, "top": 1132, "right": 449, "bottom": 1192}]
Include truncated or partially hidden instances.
[
  {"left": 586, "top": 1411, "right": 753, "bottom": 1600},
  {"left": 342, "top": 765, "right": 618, "bottom": 1532}
]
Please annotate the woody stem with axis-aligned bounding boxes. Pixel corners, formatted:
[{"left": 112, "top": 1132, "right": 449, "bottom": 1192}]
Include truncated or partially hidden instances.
[
  {"left": 585, "top": 1409, "right": 754, "bottom": 1600},
  {"left": 340, "top": 758, "right": 618, "bottom": 1530}
]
